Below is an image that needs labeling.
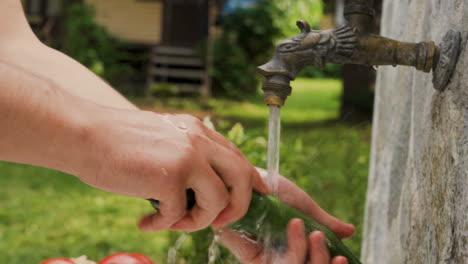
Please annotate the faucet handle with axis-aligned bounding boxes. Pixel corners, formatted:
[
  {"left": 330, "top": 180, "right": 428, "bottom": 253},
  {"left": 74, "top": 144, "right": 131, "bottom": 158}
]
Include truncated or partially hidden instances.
[{"left": 296, "top": 20, "right": 311, "bottom": 33}]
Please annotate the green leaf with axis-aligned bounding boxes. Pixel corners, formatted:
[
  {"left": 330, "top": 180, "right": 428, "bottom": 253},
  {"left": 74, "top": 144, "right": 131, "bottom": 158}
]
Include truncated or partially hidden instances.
[{"left": 227, "top": 123, "right": 245, "bottom": 145}]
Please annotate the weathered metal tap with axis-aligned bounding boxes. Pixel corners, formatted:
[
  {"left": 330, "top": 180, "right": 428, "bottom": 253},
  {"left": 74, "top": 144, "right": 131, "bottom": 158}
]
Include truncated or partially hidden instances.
[{"left": 258, "top": 0, "right": 462, "bottom": 106}]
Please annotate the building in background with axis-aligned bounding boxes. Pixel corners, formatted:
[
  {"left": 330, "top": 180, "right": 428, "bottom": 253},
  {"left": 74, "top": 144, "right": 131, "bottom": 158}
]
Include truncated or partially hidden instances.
[{"left": 22, "top": 0, "right": 223, "bottom": 97}]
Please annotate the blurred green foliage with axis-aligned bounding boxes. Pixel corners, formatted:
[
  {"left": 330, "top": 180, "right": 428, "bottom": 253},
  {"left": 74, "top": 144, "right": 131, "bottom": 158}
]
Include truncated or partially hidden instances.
[
  {"left": 213, "top": 0, "right": 340, "bottom": 98},
  {"left": 148, "top": 83, "right": 178, "bottom": 98},
  {"left": 272, "top": 0, "right": 323, "bottom": 38},
  {"left": 299, "top": 64, "right": 342, "bottom": 79},
  {"left": 212, "top": 0, "right": 282, "bottom": 98},
  {"left": 63, "top": 3, "right": 135, "bottom": 88}
]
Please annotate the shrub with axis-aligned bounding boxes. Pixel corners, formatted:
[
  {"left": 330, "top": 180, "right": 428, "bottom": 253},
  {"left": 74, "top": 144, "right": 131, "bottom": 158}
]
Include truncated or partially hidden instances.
[
  {"left": 212, "top": 0, "right": 282, "bottom": 98},
  {"left": 63, "top": 3, "right": 135, "bottom": 89}
]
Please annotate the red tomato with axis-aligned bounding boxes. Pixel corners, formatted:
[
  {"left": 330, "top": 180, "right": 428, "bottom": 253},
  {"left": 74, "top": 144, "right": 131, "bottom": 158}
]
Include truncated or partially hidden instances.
[
  {"left": 40, "top": 259, "right": 75, "bottom": 264},
  {"left": 98, "top": 253, "right": 154, "bottom": 264}
]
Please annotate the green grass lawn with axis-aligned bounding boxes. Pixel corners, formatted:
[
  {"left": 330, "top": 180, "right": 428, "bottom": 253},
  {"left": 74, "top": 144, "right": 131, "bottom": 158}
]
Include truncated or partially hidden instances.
[
  {"left": 0, "top": 78, "right": 371, "bottom": 263},
  {"left": 0, "top": 164, "right": 173, "bottom": 263},
  {"left": 211, "top": 78, "right": 342, "bottom": 124}
]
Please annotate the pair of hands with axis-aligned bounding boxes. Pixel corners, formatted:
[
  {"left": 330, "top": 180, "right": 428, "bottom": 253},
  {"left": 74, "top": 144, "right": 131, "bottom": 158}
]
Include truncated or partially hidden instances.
[
  {"left": 75, "top": 110, "right": 354, "bottom": 263},
  {"left": 220, "top": 173, "right": 354, "bottom": 264}
]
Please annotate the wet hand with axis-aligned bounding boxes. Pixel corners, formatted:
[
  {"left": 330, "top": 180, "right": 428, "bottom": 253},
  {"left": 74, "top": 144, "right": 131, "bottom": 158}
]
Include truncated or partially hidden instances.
[
  {"left": 76, "top": 110, "right": 267, "bottom": 232},
  {"left": 219, "top": 168, "right": 355, "bottom": 263},
  {"left": 220, "top": 219, "right": 348, "bottom": 264},
  {"left": 255, "top": 168, "right": 355, "bottom": 239}
]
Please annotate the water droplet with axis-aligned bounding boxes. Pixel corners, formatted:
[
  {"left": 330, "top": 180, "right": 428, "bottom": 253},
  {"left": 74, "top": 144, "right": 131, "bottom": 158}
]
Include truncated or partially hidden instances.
[
  {"left": 161, "top": 168, "right": 168, "bottom": 177},
  {"left": 175, "top": 121, "right": 188, "bottom": 132}
]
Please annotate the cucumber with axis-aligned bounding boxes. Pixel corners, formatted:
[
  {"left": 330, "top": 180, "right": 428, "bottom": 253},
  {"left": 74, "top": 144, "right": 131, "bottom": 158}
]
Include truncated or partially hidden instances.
[
  {"left": 149, "top": 190, "right": 361, "bottom": 263},
  {"left": 229, "top": 192, "right": 362, "bottom": 264}
]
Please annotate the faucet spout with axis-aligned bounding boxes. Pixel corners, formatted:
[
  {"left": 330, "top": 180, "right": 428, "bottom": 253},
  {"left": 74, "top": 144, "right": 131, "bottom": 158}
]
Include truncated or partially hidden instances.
[{"left": 257, "top": 3, "right": 461, "bottom": 106}]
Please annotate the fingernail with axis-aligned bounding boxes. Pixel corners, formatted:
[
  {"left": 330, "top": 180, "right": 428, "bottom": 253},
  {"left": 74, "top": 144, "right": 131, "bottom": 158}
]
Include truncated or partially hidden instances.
[
  {"left": 295, "top": 218, "right": 304, "bottom": 233},
  {"left": 312, "top": 231, "right": 323, "bottom": 238},
  {"left": 337, "top": 256, "right": 348, "bottom": 264},
  {"left": 311, "top": 231, "right": 325, "bottom": 246}
]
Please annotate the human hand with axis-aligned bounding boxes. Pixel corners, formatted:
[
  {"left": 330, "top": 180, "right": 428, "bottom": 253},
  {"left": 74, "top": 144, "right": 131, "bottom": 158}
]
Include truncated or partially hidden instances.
[
  {"left": 220, "top": 219, "right": 348, "bottom": 264},
  {"left": 76, "top": 109, "right": 267, "bottom": 232},
  {"left": 219, "top": 168, "right": 354, "bottom": 263}
]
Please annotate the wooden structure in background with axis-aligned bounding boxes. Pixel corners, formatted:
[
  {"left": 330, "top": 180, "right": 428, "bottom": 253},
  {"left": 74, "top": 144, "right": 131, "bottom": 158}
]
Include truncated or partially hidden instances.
[
  {"left": 148, "top": 0, "right": 211, "bottom": 98},
  {"left": 23, "top": 0, "right": 219, "bottom": 98},
  {"left": 84, "top": 0, "right": 164, "bottom": 44}
]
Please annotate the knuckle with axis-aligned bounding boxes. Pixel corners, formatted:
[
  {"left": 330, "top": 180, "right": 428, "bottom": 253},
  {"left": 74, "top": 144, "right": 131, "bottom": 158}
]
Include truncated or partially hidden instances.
[
  {"left": 232, "top": 196, "right": 250, "bottom": 218},
  {"left": 218, "top": 191, "right": 230, "bottom": 208},
  {"left": 190, "top": 132, "right": 210, "bottom": 146},
  {"left": 168, "top": 146, "right": 196, "bottom": 174}
]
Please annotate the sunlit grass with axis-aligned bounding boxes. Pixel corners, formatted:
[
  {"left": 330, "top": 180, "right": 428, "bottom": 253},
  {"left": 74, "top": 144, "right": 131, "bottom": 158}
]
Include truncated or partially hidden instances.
[
  {"left": 0, "top": 164, "right": 170, "bottom": 263},
  {"left": 211, "top": 78, "right": 342, "bottom": 124}
]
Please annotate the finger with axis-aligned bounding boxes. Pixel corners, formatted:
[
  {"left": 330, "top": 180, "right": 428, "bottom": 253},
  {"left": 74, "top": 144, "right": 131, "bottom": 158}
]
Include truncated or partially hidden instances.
[
  {"left": 138, "top": 189, "right": 187, "bottom": 232},
  {"left": 208, "top": 148, "right": 254, "bottom": 228},
  {"left": 219, "top": 228, "right": 263, "bottom": 264},
  {"left": 276, "top": 176, "right": 355, "bottom": 239},
  {"left": 206, "top": 133, "right": 268, "bottom": 194},
  {"left": 206, "top": 130, "right": 268, "bottom": 195},
  {"left": 331, "top": 256, "right": 348, "bottom": 264},
  {"left": 309, "top": 231, "right": 330, "bottom": 264},
  {"left": 252, "top": 167, "right": 269, "bottom": 194},
  {"left": 205, "top": 127, "right": 245, "bottom": 157},
  {"left": 212, "top": 168, "right": 268, "bottom": 228},
  {"left": 283, "top": 219, "right": 308, "bottom": 263},
  {"left": 170, "top": 166, "right": 229, "bottom": 232},
  {"left": 254, "top": 167, "right": 275, "bottom": 194}
]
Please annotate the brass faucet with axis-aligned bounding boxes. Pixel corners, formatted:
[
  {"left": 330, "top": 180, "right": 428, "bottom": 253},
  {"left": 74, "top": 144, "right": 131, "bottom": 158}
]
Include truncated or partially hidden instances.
[{"left": 258, "top": 0, "right": 462, "bottom": 106}]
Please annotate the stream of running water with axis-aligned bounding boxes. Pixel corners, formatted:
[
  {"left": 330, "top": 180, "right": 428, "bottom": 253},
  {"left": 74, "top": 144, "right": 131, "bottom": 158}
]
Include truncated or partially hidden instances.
[
  {"left": 167, "top": 232, "right": 188, "bottom": 264},
  {"left": 266, "top": 105, "right": 282, "bottom": 194}
]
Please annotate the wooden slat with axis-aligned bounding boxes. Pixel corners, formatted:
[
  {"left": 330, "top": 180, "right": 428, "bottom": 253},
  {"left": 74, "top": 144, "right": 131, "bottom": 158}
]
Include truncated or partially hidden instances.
[
  {"left": 150, "top": 68, "right": 205, "bottom": 79},
  {"left": 153, "top": 46, "right": 195, "bottom": 56},
  {"left": 153, "top": 56, "right": 204, "bottom": 67}
]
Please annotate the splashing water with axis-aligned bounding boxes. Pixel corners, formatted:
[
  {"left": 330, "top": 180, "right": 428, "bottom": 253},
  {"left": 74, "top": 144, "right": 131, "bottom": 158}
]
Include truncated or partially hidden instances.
[
  {"left": 208, "top": 231, "right": 222, "bottom": 264},
  {"left": 167, "top": 232, "right": 188, "bottom": 264},
  {"left": 267, "top": 105, "right": 282, "bottom": 194}
]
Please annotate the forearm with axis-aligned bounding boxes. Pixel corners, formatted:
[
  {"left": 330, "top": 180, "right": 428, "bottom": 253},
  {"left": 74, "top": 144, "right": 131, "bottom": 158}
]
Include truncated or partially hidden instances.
[
  {"left": 0, "top": 62, "right": 96, "bottom": 174},
  {"left": 0, "top": 0, "right": 137, "bottom": 111},
  {"left": 0, "top": 42, "right": 138, "bottom": 111}
]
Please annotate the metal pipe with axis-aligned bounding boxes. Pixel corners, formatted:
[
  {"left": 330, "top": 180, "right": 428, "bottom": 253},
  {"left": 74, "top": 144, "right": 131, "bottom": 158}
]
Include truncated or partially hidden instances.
[
  {"left": 257, "top": 1, "right": 461, "bottom": 106},
  {"left": 344, "top": 0, "right": 375, "bottom": 33}
]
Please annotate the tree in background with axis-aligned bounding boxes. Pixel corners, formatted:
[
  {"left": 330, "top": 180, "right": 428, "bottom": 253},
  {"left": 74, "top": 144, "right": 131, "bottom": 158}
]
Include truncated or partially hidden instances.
[
  {"left": 271, "top": 0, "right": 323, "bottom": 38},
  {"left": 212, "top": 0, "right": 281, "bottom": 98},
  {"left": 324, "top": 0, "right": 382, "bottom": 121},
  {"left": 212, "top": 0, "right": 326, "bottom": 99}
]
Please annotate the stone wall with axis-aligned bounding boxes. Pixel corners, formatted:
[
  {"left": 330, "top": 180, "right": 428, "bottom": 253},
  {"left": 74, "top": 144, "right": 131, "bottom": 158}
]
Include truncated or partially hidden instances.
[{"left": 362, "top": 1, "right": 467, "bottom": 263}]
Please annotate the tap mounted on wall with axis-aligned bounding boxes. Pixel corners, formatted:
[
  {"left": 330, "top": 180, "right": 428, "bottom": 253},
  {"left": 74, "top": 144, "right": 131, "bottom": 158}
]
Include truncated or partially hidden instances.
[{"left": 258, "top": 0, "right": 462, "bottom": 106}]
